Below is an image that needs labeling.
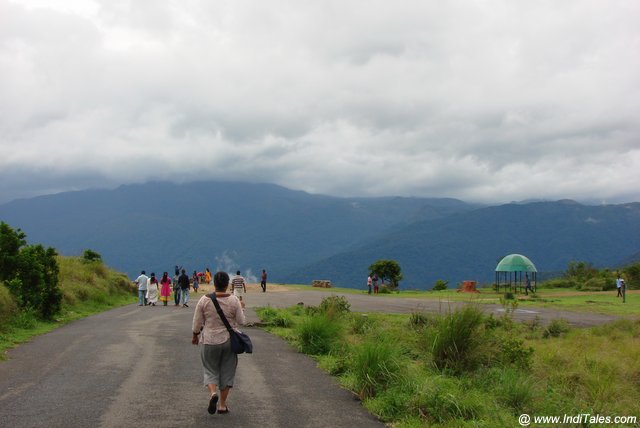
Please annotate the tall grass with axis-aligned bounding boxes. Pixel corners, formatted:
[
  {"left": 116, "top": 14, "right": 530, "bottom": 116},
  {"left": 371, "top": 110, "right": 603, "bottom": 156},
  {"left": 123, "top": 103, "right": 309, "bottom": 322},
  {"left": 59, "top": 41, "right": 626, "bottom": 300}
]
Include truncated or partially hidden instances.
[
  {"left": 346, "top": 339, "right": 403, "bottom": 399},
  {"left": 295, "top": 314, "right": 343, "bottom": 355},
  {"left": 257, "top": 302, "right": 640, "bottom": 427},
  {"left": 1, "top": 256, "right": 136, "bottom": 358},
  {"left": 428, "top": 305, "right": 486, "bottom": 373}
]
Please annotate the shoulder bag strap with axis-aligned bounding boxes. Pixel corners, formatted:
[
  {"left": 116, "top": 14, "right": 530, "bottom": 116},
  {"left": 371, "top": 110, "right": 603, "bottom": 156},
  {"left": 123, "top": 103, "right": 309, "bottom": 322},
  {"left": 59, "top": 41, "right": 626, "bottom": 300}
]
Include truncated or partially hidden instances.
[{"left": 208, "top": 293, "right": 234, "bottom": 333}]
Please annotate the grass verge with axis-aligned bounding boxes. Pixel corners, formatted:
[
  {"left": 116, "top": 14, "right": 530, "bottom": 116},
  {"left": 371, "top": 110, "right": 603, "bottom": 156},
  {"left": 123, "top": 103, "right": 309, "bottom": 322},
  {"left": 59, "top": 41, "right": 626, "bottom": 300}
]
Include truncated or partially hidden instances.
[
  {"left": 0, "top": 256, "right": 136, "bottom": 360},
  {"left": 256, "top": 299, "right": 640, "bottom": 427}
]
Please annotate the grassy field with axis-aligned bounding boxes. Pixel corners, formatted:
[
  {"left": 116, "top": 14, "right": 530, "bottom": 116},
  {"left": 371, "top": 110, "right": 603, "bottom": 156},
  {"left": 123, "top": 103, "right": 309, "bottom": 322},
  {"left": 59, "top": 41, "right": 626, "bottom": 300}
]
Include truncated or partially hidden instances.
[
  {"left": 0, "top": 256, "right": 136, "bottom": 359},
  {"left": 274, "top": 283, "right": 640, "bottom": 316},
  {"left": 256, "top": 297, "right": 640, "bottom": 427}
]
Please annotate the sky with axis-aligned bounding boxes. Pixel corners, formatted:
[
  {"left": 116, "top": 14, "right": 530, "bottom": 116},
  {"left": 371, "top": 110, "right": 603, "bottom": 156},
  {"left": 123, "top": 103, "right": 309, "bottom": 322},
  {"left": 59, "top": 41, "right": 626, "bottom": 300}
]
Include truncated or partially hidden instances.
[{"left": 1, "top": 0, "right": 639, "bottom": 205}]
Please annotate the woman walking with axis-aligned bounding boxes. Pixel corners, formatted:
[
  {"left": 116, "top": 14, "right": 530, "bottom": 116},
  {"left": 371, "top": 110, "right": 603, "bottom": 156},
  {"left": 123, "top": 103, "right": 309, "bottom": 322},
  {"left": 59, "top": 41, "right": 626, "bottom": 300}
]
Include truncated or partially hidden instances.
[
  {"left": 159, "top": 272, "right": 172, "bottom": 306},
  {"left": 191, "top": 271, "right": 246, "bottom": 415},
  {"left": 146, "top": 272, "right": 159, "bottom": 306}
]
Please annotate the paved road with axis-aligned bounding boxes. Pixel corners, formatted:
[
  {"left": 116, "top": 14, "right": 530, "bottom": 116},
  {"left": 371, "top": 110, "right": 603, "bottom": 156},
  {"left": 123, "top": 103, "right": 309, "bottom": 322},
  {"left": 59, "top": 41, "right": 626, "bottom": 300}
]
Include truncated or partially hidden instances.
[
  {"left": 0, "top": 296, "right": 382, "bottom": 428},
  {"left": 0, "top": 288, "right": 619, "bottom": 428}
]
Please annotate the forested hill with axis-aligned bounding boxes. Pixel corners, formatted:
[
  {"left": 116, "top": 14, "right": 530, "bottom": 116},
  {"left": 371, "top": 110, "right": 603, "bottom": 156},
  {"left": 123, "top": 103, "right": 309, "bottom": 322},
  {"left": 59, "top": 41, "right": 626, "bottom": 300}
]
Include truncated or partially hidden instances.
[
  {"left": 284, "top": 200, "right": 640, "bottom": 288},
  {"left": 1, "top": 182, "right": 638, "bottom": 289},
  {"left": 0, "top": 181, "right": 474, "bottom": 282}
]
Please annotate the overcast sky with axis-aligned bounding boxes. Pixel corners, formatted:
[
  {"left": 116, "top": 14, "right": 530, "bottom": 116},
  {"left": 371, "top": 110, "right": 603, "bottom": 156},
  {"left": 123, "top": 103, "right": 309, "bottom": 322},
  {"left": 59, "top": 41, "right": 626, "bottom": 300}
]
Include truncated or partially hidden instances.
[{"left": 1, "top": 0, "right": 639, "bottom": 205}]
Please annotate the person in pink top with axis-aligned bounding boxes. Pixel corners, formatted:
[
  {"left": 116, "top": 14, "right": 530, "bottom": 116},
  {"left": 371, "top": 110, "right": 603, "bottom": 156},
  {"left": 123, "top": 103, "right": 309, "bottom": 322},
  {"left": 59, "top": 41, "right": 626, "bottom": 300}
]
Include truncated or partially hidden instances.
[
  {"left": 159, "top": 272, "right": 172, "bottom": 306},
  {"left": 192, "top": 271, "right": 246, "bottom": 415}
]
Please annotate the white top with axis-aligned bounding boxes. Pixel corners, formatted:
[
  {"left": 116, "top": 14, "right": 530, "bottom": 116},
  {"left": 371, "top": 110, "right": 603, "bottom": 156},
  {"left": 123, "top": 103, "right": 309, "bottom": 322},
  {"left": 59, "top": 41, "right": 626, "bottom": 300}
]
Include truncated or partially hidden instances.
[{"left": 135, "top": 274, "right": 149, "bottom": 290}]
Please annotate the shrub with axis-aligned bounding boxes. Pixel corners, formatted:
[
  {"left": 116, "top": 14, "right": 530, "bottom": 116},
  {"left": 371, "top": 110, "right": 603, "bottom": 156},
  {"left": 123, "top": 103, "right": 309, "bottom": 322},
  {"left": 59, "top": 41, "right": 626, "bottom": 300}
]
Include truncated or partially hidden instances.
[
  {"left": 432, "top": 280, "right": 448, "bottom": 291},
  {"left": 296, "top": 315, "right": 343, "bottom": 355},
  {"left": 319, "top": 295, "right": 351, "bottom": 318},
  {"left": 539, "top": 278, "right": 577, "bottom": 289},
  {"left": 429, "top": 305, "right": 486, "bottom": 373},
  {"left": 543, "top": 319, "right": 571, "bottom": 338},
  {"left": 497, "top": 336, "right": 534, "bottom": 369},
  {"left": 378, "top": 285, "right": 392, "bottom": 294},
  {"left": 82, "top": 249, "right": 102, "bottom": 263}
]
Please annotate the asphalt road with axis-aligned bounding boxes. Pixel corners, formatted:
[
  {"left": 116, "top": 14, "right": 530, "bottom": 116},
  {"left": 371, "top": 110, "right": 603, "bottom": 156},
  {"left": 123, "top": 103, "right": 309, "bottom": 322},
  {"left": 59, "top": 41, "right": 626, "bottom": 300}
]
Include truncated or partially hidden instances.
[
  {"left": 0, "top": 295, "right": 382, "bottom": 428},
  {"left": 0, "top": 288, "right": 619, "bottom": 428}
]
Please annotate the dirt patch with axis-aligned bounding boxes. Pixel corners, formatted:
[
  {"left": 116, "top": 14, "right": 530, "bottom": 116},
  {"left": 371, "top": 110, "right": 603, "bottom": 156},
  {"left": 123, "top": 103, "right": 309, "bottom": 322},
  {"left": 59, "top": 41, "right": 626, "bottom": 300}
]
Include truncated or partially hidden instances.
[{"left": 194, "top": 282, "right": 291, "bottom": 294}]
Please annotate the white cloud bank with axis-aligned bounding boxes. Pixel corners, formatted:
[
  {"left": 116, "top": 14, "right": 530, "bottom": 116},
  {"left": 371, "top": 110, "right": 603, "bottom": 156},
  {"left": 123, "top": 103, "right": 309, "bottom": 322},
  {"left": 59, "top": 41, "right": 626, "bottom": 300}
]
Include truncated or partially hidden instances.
[{"left": 1, "top": 0, "right": 639, "bottom": 204}]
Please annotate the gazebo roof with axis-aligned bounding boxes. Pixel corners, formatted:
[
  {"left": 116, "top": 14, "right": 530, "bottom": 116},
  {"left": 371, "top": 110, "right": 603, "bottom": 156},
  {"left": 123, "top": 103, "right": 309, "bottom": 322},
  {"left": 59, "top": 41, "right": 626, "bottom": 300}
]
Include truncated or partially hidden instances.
[{"left": 495, "top": 254, "right": 537, "bottom": 272}]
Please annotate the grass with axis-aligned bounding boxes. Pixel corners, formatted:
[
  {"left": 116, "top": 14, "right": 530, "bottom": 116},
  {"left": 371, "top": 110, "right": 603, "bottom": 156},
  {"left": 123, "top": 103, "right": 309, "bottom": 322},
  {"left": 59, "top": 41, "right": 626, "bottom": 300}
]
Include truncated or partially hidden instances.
[
  {"left": 256, "top": 299, "right": 640, "bottom": 427},
  {"left": 275, "top": 283, "right": 640, "bottom": 316},
  {"left": 0, "top": 256, "right": 136, "bottom": 359}
]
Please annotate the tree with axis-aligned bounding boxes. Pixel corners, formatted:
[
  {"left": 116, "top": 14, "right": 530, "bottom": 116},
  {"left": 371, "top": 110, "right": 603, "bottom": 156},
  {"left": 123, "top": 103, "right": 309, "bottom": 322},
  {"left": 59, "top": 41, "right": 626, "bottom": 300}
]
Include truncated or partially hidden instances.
[
  {"left": 0, "top": 222, "right": 61, "bottom": 320},
  {"left": 369, "top": 259, "right": 403, "bottom": 290},
  {"left": 0, "top": 222, "right": 26, "bottom": 282}
]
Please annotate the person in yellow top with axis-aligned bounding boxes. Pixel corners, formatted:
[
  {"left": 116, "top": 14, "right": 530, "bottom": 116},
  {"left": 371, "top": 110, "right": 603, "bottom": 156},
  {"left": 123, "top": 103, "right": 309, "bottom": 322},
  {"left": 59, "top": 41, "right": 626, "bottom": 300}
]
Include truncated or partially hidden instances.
[{"left": 205, "top": 268, "right": 212, "bottom": 284}]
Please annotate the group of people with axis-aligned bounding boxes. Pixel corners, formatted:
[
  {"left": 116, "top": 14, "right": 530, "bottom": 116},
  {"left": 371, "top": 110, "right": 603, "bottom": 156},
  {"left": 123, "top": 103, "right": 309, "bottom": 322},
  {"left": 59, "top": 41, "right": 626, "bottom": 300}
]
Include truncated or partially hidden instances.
[
  {"left": 366, "top": 274, "right": 379, "bottom": 294},
  {"left": 134, "top": 267, "right": 265, "bottom": 308},
  {"left": 134, "top": 267, "right": 194, "bottom": 307},
  {"left": 134, "top": 266, "right": 268, "bottom": 415}
]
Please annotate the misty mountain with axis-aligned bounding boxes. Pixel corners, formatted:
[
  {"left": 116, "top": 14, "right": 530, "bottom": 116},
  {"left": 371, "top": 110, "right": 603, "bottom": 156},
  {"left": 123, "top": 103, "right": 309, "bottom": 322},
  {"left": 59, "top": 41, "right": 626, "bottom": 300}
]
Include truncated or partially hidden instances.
[
  {"left": 1, "top": 182, "right": 637, "bottom": 289},
  {"left": 0, "top": 180, "right": 474, "bottom": 281},
  {"left": 284, "top": 200, "right": 640, "bottom": 288}
]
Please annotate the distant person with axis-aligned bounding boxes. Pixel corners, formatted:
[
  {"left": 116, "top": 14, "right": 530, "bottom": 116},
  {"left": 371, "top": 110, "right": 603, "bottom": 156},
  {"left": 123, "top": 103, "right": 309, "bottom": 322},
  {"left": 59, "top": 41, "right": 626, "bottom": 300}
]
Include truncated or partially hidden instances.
[
  {"left": 147, "top": 272, "right": 159, "bottom": 306},
  {"left": 159, "top": 272, "right": 172, "bottom": 306},
  {"left": 173, "top": 272, "right": 181, "bottom": 306},
  {"left": 134, "top": 270, "right": 149, "bottom": 306},
  {"left": 367, "top": 275, "right": 372, "bottom": 295},
  {"left": 191, "top": 271, "right": 246, "bottom": 415},
  {"left": 524, "top": 274, "right": 533, "bottom": 295},
  {"left": 260, "top": 269, "right": 267, "bottom": 292},
  {"left": 616, "top": 273, "right": 624, "bottom": 297},
  {"left": 192, "top": 271, "right": 200, "bottom": 293},
  {"left": 231, "top": 270, "right": 247, "bottom": 302},
  {"left": 372, "top": 274, "right": 379, "bottom": 294},
  {"left": 205, "top": 268, "right": 212, "bottom": 284},
  {"left": 179, "top": 269, "right": 191, "bottom": 307}
]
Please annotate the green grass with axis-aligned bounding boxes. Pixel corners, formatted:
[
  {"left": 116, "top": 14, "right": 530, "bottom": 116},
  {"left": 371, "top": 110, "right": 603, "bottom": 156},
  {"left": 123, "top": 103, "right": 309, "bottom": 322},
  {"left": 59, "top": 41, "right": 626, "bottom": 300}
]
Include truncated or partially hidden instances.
[
  {"left": 256, "top": 301, "right": 640, "bottom": 427},
  {"left": 277, "top": 283, "right": 640, "bottom": 316},
  {"left": 0, "top": 256, "right": 136, "bottom": 359}
]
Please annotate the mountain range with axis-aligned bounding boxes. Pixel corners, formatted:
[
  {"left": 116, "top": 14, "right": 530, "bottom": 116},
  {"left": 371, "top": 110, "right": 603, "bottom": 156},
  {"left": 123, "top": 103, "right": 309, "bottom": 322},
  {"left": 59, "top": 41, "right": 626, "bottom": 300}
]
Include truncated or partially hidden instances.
[{"left": 0, "top": 181, "right": 638, "bottom": 289}]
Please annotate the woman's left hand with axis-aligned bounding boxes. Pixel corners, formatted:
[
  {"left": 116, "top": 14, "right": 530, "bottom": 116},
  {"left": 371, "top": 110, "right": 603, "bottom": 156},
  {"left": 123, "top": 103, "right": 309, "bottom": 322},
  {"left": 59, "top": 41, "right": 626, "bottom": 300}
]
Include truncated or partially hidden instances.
[{"left": 192, "top": 333, "right": 199, "bottom": 345}]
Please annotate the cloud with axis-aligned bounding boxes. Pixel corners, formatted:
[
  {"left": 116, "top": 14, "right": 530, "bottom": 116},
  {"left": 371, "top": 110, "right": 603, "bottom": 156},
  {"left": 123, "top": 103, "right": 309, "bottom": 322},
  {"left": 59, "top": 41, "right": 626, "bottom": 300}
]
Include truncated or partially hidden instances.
[{"left": 1, "top": 0, "right": 639, "bottom": 204}]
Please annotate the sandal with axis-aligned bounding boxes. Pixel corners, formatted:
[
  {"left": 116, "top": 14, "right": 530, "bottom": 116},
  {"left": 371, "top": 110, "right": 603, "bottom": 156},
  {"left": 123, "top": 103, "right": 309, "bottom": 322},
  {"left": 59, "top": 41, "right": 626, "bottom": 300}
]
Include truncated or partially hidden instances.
[
  {"left": 208, "top": 394, "right": 218, "bottom": 414},
  {"left": 217, "top": 407, "right": 230, "bottom": 414}
]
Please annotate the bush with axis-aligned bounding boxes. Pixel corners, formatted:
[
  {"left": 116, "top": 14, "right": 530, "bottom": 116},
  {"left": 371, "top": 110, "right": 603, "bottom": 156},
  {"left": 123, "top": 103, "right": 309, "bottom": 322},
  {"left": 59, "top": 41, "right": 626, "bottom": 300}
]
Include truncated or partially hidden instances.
[
  {"left": 432, "top": 280, "right": 448, "bottom": 291},
  {"left": 82, "top": 249, "right": 102, "bottom": 263},
  {"left": 543, "top": 319, "right": 571, "bottom": 338},
  {"left": 539, "top": 278, "right": 577, "bottom": 289},
  {"left": 296, "top": 315, "right": 343, "bottom": 355},
  {"left": 429, "top": 305, "right": 486, "bottom": 373},
  {"left": 580, "top": 277, "right": 615, "bottom": 291},
  {"left": 319, "top": 295, "right": 351, "bottom": 318}
]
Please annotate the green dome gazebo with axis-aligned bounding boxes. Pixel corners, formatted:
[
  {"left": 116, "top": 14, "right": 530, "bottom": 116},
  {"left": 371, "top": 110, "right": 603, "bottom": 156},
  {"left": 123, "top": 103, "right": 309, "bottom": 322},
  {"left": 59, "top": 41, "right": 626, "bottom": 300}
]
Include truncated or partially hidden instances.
[{"left": 495, "top": 254, "right": 537, "bottom": 293}]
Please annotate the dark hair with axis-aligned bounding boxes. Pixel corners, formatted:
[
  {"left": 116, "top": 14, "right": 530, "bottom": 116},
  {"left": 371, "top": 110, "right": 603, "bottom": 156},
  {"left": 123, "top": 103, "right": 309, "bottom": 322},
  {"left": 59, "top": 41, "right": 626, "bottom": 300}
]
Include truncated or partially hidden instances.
[
  {"left": 214, "top": 271, "right": 230, "bottom": 291},
  {"left": 236, "top": 270, "right": 241, "bottom": 275},
  {"left": 141, "top": 270, "right": 146, "bottom": 275}
]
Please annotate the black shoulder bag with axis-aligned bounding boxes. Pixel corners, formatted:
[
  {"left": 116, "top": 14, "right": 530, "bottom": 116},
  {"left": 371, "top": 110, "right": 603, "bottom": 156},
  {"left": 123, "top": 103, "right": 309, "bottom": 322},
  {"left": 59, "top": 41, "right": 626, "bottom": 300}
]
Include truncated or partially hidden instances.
[{"left": 208, "top": 293, "right": 253, "bottom": 354}]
